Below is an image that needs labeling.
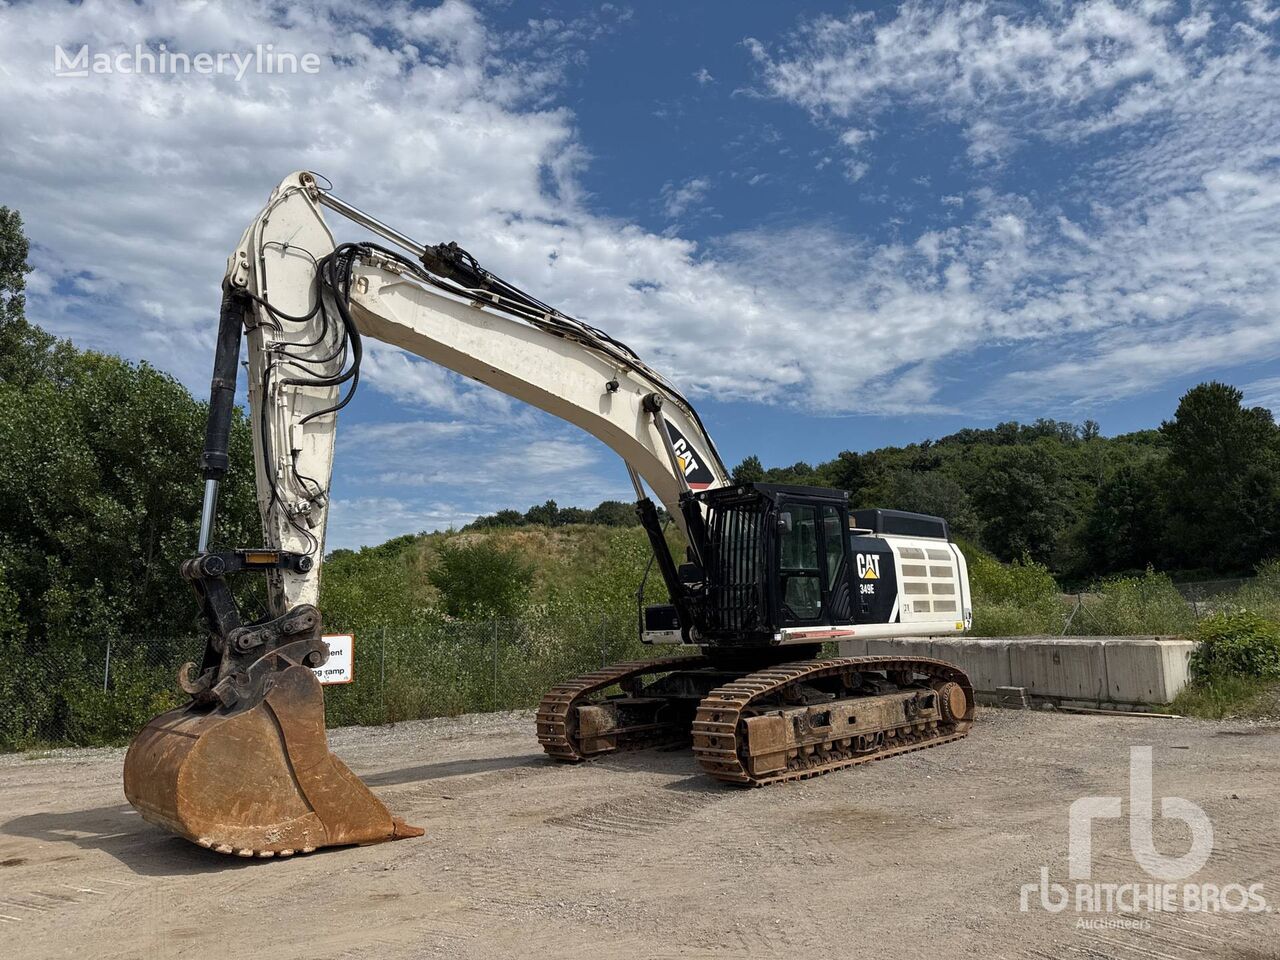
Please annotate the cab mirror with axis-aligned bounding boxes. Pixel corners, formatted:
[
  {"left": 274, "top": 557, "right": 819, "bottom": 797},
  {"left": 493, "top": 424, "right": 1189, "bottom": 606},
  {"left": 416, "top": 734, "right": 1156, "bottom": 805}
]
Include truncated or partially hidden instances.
[{"left": 777, "top": 512, "right": 793, "bottom": 534}]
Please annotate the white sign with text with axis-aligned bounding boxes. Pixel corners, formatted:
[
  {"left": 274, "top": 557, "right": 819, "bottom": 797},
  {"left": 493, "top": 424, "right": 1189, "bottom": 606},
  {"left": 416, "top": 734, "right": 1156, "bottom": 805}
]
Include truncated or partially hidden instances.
[{"left": 314, "top": 634, "right": 354, "bottom": 685}]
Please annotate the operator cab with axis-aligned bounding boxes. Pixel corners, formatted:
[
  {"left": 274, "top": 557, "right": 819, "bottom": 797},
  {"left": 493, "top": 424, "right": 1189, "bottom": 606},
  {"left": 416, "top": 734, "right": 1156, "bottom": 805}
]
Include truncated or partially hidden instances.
[{"left": 642, "top": 483, "right": 967, "bottom": 648}]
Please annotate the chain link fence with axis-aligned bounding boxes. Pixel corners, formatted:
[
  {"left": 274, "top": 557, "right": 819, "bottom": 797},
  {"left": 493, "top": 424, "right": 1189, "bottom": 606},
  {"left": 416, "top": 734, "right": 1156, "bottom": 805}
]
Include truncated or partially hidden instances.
[
  {"left": 1173, "top": 578, "right": 1253, "bottom": 612},
  {"left": 1, "top": 613, "right": 649, "bottom": 752},
  {"left": 1057, "top": 576, "right": 1277, "bottom": 636}
]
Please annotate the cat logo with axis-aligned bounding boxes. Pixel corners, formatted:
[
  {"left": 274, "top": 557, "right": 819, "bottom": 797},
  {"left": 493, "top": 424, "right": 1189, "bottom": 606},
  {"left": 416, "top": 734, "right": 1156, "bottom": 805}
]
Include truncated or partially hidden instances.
[
  {"left": 856, "top": 553, "right": 881, "bottom": 580},
  {"left": 664, "top": 418, "right": 715, "bottom": 490}
]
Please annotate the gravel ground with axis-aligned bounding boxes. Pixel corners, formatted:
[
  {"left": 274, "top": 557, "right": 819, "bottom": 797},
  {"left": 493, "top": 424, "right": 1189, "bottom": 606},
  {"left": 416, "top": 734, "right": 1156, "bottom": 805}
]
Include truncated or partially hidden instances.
[{"left": 1, "top": 707, "right": 1278, "bottom": 959}]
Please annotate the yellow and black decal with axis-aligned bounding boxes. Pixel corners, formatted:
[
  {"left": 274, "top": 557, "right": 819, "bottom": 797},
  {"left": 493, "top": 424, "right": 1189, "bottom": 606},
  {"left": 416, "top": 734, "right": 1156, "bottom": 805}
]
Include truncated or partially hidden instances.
[
  {"left": 664, "top": 418, "right": 715, "bottom": 490},
  {"left": 850, "top": 537, "right": 898, "bottom": 624}
]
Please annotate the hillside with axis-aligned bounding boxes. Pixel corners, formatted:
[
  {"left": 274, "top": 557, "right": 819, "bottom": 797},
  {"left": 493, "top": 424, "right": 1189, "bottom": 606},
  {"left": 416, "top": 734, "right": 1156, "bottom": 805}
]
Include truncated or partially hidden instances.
[{"left": 321, "top": 523, "right": 686, "bottom": 633}]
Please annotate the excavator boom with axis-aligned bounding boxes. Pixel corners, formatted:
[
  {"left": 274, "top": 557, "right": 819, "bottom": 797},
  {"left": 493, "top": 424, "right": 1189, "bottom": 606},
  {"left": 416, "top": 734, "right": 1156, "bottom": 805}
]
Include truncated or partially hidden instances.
[{"left": 124, "top": 172, "right": 729, "bottom": 855}]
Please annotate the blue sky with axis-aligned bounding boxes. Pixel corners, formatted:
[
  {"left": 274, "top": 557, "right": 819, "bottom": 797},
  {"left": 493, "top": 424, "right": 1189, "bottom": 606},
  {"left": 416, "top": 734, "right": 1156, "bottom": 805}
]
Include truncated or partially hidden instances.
[{"left": 2, "top": 0, "right": 1278, "bottom": 548}]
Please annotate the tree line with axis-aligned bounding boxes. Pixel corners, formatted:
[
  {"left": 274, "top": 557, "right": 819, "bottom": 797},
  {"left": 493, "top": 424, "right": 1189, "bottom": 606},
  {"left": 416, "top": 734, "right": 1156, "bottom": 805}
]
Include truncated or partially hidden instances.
[
  {"left": 728, "top": 391, "right": 1279, "bottom": 581},
  {"left": 466, "top": 498, "right": 654, "bottom": 530}
]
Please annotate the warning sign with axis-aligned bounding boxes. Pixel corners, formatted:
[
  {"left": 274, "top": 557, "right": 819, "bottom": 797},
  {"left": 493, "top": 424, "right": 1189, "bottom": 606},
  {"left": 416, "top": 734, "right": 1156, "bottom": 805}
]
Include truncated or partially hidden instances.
[{"left": 314, "top": 634, "right": 354, "bottom": 685}]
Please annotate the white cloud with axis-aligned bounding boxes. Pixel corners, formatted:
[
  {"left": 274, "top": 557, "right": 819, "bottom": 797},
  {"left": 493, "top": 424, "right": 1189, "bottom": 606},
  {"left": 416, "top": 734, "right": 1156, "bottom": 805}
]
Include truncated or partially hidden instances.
[
  {"left": 326, "top": 415, "right": 630, "bottom": 546},
  {"left": 1244, "top": 0, "right": 1280, "bottom": 24},
  {"left": 325, "top": 496, "right": 475, "bottom": 550},
  {"left": 358, "top": 434, "right": 599, "bottom": 488},
  {"left": 1176, "top": 10, "right": 1215, "bottom": 42},
  {"left": 745, "top": 1, "right": 1280, "bottom": 410},
  {"left": 659, "top": 175, "right": 711, "bottom": 219},
  {"left": 748, "top": 1, "right": 1193, "bottom": 138},
  {"left": 338, "top": 419, "right": 471, "bottom": 450},
  {"left": 9, "top": 0, "right": 988, "bottom": 415},
  {"left": 693, "top": 66, "right": 714, "bottom": 85},
  {"left": 359, "top": 343, "right": 516, "bottom": 419},
  {"left": 843, "top": 160, "right": 869, "bottom": 183},
  {"left": 1243, "top": 375, "right": 1280, "bottom": 415},
  {"left": 839, "top": 128, "right": 873, "bottom": 149}
]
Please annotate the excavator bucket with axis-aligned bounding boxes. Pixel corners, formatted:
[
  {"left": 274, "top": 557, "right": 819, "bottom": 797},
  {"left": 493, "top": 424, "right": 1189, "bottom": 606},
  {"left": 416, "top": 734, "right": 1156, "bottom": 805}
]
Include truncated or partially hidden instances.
[{"left": 124, "top": 662, "right": 422, "bottom": 857}]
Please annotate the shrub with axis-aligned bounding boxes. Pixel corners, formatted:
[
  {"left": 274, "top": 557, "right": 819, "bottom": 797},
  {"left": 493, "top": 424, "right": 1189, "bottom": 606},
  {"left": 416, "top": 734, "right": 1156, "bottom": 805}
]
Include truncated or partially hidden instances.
[
  {"left": 428, "top": 539, "right": 535, "bottom": 619},
  {"left": 1187, "top": 611, "right": 1280, "bottom": 681},
  {"left": 1232, "top": 560, "right": 1280, "bottom": 621},
  {"left": 1071, "top": 569, "right": 1195, "bottom": 636},
  {"left": 961, "top": 541, "right": 1064, "bottom": 636},
  {"left": 1170, "top": 674, "right": 1271, "bottom": 720}
]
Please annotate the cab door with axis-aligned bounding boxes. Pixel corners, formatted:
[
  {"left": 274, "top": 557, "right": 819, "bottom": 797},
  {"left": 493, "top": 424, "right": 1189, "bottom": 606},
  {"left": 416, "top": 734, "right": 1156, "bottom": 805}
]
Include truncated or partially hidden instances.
[
  {"left": 818, "top": 503, "right": 852, "bottom": 623},
  {"left": 776, "top": 500, "right": 851, "bottom": 626},
  {"left": 776, "top": 502, "right": 824, "bottom": 625}
]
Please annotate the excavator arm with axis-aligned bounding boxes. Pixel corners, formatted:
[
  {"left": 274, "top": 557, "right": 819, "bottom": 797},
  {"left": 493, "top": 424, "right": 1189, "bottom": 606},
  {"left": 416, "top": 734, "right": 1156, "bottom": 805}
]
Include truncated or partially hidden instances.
[
  {"left": 198, "top": 171, "right": 726, "bottom": 637},
  {"left": 125, "top": 171, "right": 729, "bottom": 856}
]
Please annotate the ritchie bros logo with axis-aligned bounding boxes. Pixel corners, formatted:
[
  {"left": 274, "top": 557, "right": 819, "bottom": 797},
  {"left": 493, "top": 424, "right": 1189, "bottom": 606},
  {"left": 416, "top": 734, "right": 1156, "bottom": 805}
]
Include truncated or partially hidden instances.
[{"left": 1021, "top": 747, "right": 1267, "bottom": 921}]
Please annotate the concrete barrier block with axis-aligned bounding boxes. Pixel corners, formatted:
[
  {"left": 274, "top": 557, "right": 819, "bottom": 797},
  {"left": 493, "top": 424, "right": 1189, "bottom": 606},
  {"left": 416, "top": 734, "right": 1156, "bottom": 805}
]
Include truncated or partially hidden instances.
[
  {"left": 1102, "top": 637, "right": 1194, "bottom": 704},
  {"left": 838, "top": 637, "right": 873, "bottom": 657},
  {"left": 927, "top": 637, "right": 1014, "bottom": 689},
  {"left": 1009, "top": 637, "right": 1108, "bottom": 703},
  {"left": 837, "top": 634, "right": 1193, "bottom": 709},
  {"left": 840, "top": 637, "right": 933, "bottom": 659}
]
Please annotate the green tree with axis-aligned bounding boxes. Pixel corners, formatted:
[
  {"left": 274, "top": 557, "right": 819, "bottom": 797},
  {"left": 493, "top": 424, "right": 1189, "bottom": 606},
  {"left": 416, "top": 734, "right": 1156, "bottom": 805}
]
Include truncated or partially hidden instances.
[
  {"left": 321, "top": 535, "right": 425, "bottom": 631},
  {"left": 0, "top": 208, "right": 261, "bottom": 746},
  {"left": 427, "top": 539, "right": 535, "bottom": 618},
  {"left": 1160, "top": 382, "right": 1280, "bottom": 572},
  {"left": 470, "top": 508, "right": 525, "bottom": 528},
  {"left": 556, "top": 505, "right": 589, "bottom": 525},
  {"left": 1081, "top": 464, "right": 1165, "bottom": 573},
  {"left": 0, "top": 207, "right": 63, "bottom": 387},
  {"left": 0, "top": 353, "right": 261, "bottom": 648},
  {"left": 588, "top": 500, "right": 636, "bottom": 526},
  {"left": 822, "top": 450, "right": 871, "bottom": 499},
  {"left": 971, "top": 445, "right": 1070, "bottom": 563},
  {"left": 524, "top": 499, "right": 559, "bottom": 526},
  {"left": 731, "top": 454, "right": 765, "bottom": 484}
]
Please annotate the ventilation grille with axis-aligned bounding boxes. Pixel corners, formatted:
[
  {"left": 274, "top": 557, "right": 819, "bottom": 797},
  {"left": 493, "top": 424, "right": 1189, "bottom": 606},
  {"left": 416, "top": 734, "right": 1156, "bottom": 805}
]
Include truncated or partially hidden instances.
[{"left": 898, "top": 545, "right": 957, "bottom": 615}]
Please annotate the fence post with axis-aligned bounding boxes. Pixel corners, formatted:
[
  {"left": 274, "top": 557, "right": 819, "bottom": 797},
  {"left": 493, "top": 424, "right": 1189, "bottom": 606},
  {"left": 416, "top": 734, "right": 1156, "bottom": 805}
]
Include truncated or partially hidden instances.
[
  {"left": 599, "top": 615, "right": 607, "bottom": 668},
  {"left": 102, "top": 639, "right": 112, "bottom": 693},
  {"left": 492, "top": 619, "right": 500, "bottom": 710},
  {"left": 380, "top": 625, "right": 387, "bottom": 723}
]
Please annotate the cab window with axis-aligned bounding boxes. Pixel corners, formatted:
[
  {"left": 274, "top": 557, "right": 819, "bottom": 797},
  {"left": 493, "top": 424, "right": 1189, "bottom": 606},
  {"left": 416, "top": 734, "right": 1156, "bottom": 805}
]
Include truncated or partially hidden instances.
[
  {"left": 778, "top": 504, "right": 821, "bottom": 621},
  {"left": 822, "top": 505, "right": 845, "bottom": 585}
]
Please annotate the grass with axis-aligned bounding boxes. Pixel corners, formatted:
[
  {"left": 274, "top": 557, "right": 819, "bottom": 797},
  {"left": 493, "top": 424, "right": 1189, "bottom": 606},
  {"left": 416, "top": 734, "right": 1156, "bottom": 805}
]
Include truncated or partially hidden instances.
[{"left": 1170, "top": 676, "right": 1280, "bottom": 720}]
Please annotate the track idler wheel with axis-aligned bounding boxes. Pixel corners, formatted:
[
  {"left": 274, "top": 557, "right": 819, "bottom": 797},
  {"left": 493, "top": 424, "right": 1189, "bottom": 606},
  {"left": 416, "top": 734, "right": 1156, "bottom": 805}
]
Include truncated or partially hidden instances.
[
  {"left": 124, "top": 662, "right": 421, "bottom": 857},
  {"left": 934, "top": 680, "right": 970, "bottom": 725}
]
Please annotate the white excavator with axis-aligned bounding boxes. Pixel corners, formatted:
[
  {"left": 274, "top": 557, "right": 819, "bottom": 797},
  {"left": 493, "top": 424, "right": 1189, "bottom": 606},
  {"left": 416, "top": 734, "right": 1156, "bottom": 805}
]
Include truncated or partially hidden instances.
[{"left": 123, "top": 172, "right": 976, "bottom": 858}]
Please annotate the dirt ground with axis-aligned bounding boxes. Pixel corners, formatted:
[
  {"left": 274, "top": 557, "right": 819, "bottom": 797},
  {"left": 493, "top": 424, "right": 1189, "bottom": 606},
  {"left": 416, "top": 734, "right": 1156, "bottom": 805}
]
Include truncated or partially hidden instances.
[{"left": 1, "top": 707, "right": 1278, "bottom": 960}]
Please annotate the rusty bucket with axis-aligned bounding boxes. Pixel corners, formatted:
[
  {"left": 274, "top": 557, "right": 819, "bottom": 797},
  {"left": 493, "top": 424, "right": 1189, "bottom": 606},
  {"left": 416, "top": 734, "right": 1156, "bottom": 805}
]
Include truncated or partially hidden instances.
[{"left": 124, "top": 663, "right": 421, "bottom": 857}]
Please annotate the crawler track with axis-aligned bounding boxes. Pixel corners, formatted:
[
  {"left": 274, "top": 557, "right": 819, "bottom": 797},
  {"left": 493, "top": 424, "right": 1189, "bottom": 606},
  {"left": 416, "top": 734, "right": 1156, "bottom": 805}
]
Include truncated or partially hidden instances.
[
  {"left": 691, "top": 656, "right": 974, "bottom": 786},
  {"left": 535, "top": 655, "right": 709, "bottom": 761}
]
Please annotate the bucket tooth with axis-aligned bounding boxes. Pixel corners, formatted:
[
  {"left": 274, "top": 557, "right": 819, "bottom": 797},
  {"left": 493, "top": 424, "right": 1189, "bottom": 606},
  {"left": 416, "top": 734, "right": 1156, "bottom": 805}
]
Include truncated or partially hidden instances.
[{"left": 124, "top": 663, "right": 422, "bottom": 855}]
